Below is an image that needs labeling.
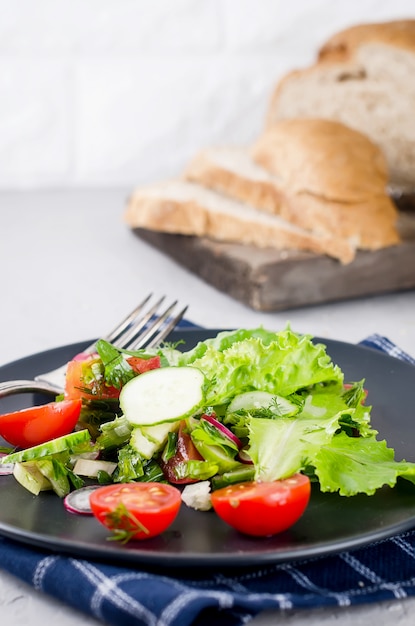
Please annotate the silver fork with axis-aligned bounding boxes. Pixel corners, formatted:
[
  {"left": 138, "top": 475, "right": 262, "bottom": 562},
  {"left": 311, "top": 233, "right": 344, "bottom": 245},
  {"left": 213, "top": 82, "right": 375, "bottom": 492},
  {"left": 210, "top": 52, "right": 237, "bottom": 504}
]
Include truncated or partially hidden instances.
[{"left": 0, "top": 294, "right": 188, "bottom": 398}]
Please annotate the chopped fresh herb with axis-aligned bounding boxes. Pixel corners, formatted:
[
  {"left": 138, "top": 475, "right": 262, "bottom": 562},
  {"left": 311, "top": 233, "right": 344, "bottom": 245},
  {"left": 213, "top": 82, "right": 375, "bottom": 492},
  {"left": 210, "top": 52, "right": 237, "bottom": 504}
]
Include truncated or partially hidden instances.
[
  {"left": 95, "top": 339, "right": 135, "bottom": 389},
  {"left": 104, "top": 502, "right": 149, "bottom": 543},
  {"left": 114, "top": 445, "right": 144, "bottom": 482},
  {"left": 161, "top": 432, "right": 178, "bottom": 463},
  {"left": 342, "top": 380, "right": 366, "bottom": 408}
]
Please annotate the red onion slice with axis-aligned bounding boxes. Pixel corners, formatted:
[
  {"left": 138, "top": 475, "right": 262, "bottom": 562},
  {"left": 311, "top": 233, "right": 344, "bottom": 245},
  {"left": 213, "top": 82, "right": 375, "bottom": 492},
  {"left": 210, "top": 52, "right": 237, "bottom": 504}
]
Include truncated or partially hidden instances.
[
  {"left": 236, "top": 448, "right": 254, "bottom": 465},
  {"left": 72, "top": 352, "right": 98, "bottom": 361},
  {"left": 63, "top": 484, "right": 102, "bottom": 515},
  {"left": 0, "top": 452, "right": 14, "bottom": 475},
  {"left": 201, "top": 413, "right": 243, "bottom": 449}
]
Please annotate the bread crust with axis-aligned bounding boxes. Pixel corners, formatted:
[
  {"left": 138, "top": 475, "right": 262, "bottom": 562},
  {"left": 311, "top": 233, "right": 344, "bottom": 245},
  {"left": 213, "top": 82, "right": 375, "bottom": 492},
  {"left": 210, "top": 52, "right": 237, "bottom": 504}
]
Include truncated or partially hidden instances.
[
  {"left": 265, "top": 20, "right": 415, "bottom": 192},
  {"left": 124, "top": 183, "right": 356, "bottom": 264},
  {"left": 253, "top": 119, "right": 389, "bottom": 203},
  {"left": 318, "top": 19, "right": 415, "bottom": 62},
  {"left": 184, "top": 151, "right": 284, "bottom": 214},
  {"left": 279, "top": 193, "right": 400, "bottom": 250}
]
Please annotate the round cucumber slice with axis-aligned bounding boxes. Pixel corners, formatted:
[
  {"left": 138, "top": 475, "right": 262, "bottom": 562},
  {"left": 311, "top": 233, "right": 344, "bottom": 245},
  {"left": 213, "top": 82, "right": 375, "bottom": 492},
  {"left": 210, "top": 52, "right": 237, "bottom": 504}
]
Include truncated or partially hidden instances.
[
  {"left": 120, "top": 366, "right": 205, "bottom": 426},
  {"left": 227, "top": 390, "right": 300, "bottom": 416},
  {"left": 228, "top": 391, "right": 278, "bottom": 412}
]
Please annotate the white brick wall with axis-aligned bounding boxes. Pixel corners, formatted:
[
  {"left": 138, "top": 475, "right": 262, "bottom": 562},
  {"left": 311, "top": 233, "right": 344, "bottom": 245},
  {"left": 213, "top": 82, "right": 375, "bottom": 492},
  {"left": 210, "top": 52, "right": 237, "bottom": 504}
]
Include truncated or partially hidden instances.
[{"left": 0, "top": 0, "right": 413, "bottom": 189}]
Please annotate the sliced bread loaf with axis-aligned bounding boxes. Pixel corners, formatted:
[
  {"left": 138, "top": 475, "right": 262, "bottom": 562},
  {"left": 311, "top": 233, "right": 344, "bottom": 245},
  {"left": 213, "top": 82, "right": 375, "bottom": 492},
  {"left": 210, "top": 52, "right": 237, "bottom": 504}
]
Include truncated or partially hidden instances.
[
  {"left": 124, "top": 179, "right": 355, "bottom": 264},
  {"left": 265, "top": 20, "right": 415, "bottom": 193},
  {"left": 184, "top": 122, "right": 400, "bottom": 250}
]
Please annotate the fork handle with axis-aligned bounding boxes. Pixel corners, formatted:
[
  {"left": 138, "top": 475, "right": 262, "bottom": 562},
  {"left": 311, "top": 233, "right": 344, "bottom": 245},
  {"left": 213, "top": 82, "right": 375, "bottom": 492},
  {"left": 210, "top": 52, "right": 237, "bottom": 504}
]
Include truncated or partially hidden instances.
[{"left": 0, "top": 380, "right": 62, "bottom": 398}]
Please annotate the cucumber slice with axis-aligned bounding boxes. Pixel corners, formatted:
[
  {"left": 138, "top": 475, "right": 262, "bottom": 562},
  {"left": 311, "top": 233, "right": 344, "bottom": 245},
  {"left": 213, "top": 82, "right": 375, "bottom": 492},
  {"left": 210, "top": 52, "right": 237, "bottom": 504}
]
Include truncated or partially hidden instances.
[
  {"left": 130, "top": 422, "right": 179, "bottom": 460},
  {"left": 97, "top": 416, "right": 133, "bottom": 450},
  {"left": 0, "top": 429, "right": 91, "bottom": 465},
  {"left": 227, "top": 391, "right": 301, "bottom": 417},
  {"left": 13, "top": 462, "right": 53, "bottom": 496},
  {"left": 141, "top": 421, "right": 179, "bottom": 445},
  {"left": 37, "top": 458, "right": 71, "bottom": 498},
  {"left": 120, "top": 366, "right": 205, "bottom": 427},
  {"left": 129, "top": 428, "right": 160, "bottom": 460}
]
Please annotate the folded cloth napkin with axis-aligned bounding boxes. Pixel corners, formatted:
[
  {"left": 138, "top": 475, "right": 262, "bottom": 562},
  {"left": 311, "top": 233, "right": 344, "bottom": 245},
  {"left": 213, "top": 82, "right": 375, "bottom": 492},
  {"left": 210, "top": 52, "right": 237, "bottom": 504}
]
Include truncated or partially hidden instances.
[{"left": 0, "top": 329, "right": 415, "bottom": 626}]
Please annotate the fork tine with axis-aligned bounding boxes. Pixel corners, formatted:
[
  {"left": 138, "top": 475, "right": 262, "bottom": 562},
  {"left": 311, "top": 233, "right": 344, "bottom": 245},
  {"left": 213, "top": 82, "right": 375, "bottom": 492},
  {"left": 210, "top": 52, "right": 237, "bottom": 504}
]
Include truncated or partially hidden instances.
[
  {"left": 143, "top": 305, "right": 188, "bottom": 349},
  {"left": 103, "top": 293, "right": 154, "bottom": 345},
  {"left": 121, "top": 299, "right": 177, "bottom": 350},
  {"left": 126, "top": 302, "right": 188, "bottom": 351},
  {"left": 111, "top": 295, "right": 166, "bottom": 349},
  {"left": 0, "top": 297, "right": 188, "bottom": 398}
]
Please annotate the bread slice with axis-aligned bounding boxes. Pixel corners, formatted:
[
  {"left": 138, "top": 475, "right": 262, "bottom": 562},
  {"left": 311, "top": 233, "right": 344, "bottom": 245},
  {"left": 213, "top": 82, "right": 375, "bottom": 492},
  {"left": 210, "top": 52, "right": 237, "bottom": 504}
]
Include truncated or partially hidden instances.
[
  {"left": 124, "top": 180, "right": 355, "bottom": 264},
  {"left": 251, "top": 118, "right": 400, "bottom": 250},
  {"left": 252, "top": 119, "right": 390, "bottom": 202},
  {"left": 279, "top": 192, "right": 400, "bottom": 251},
  {"left": 184, "top": 146, "right": 285, "bottom": 215},
  {"left": 184, "top": 135, "right": 400, "bottom": 250},
  {"left": 265, "top": 20, "right": 415, "bottom": 193}
]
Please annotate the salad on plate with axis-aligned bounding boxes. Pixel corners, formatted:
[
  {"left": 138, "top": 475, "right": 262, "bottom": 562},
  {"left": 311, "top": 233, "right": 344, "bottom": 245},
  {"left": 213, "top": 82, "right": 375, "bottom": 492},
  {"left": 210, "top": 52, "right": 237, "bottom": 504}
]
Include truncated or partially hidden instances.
[{"left": 1, "top": 326, "right": 415, "bottom": 542}]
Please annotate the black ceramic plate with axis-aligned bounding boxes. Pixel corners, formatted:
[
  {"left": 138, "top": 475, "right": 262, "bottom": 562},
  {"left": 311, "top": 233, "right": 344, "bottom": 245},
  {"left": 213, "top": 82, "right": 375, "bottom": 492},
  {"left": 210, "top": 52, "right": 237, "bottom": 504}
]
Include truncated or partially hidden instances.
[{"left": 1, "top": 328, "right": 415, "bottom": 570}]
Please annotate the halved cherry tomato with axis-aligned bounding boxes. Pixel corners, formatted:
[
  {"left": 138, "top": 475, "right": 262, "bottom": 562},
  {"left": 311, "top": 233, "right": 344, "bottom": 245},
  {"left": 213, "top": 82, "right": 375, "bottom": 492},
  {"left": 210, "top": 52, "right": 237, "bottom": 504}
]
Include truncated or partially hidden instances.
[
  {"left": 0, "top": 399, "right": 82, "bottom": 448},
  {"left": 160, "top": 420, "right": 204, "bottom": 484},
  {"left": 126, "top": 355, "right": 161, "bottom": 375},
  {"left": 89, "top": 482, "right": 181, "bottom": 541},
  {"left": 211, "top": 474, "right": 311, "bottom": 537},
  {"left": 65, "top": 357, "right": 120, "bottom": 401}
]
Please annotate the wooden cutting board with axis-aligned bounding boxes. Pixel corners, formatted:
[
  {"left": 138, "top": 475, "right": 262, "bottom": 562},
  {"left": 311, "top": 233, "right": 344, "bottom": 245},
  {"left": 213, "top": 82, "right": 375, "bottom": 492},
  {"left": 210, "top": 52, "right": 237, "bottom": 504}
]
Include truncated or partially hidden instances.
[{"left": 132, "top": 208, "right": 415, "bottom": 311}]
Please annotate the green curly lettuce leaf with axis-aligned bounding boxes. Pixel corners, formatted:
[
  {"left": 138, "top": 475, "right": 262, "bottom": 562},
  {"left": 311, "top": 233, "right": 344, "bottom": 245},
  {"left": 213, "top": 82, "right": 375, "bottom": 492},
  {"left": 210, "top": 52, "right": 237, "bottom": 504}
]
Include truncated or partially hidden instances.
[
  {"left": 181, "top": 328, "right": 343, "bottom": 406},
  {"left": 314, "top": 432, "right": 415, "bottom": 496}
]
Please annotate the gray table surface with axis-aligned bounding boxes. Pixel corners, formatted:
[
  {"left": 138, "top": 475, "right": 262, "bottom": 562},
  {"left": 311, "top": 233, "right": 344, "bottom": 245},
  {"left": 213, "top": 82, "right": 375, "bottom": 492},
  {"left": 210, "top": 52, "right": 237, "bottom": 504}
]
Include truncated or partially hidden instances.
[{"left": 1, "top": 189, "right": 415, "bottom": 625}]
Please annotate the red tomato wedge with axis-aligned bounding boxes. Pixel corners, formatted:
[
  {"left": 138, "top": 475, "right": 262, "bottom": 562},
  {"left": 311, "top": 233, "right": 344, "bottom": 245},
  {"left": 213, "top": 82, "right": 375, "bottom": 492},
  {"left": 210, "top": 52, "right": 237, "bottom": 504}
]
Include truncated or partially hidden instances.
[
  {"left": 0, "top": 399, "right": 82, "bottom": 448},
  {"left": 211, "top": 474, "right": 311, "bottom": 537},
  {"left": 65, "top": 358, "right": 119, "bottom": 401},
  {"left": 126, "top": 355, "right": 161, "bottom": 374},
  {"left": 160, "top": 420, "right": 204, "bottom": 484},
  {"left": 89, "top": 482, "right": 182, "bottom": 541}
]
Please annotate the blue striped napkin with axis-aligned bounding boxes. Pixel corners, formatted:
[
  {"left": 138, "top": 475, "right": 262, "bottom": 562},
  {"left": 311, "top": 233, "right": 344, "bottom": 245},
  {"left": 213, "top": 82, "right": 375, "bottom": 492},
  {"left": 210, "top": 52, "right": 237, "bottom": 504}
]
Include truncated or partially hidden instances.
[{"left": 0, "top": 330, "right": 414, "bottom": 626}]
